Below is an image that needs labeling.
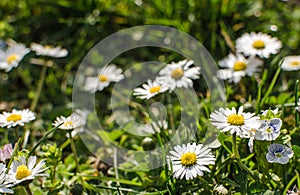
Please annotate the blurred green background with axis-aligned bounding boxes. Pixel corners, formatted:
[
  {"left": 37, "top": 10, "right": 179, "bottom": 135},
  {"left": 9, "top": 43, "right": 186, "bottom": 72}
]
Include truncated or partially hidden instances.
[{"left": 1, "top": 0, "right": 300, "bottom": 119}]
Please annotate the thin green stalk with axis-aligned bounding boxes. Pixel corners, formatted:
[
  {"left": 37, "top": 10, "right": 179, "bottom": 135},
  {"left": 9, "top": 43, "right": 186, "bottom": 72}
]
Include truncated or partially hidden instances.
[
  {"left": 114, "top": 147, "right": 123, "bottom": 195},
  {"left": 24, "top": 185, "right": 33, "bottom": 195},
  {"left": 259, "top": 66, "right": 281, "bottom": 109},
  {"left": 235, "top": 158, "right": 258, "bottom": 181},
  {"left": 30, "top": 61, "right": 48, "bottom": 111},
  {"left": 283, "top": 173, "right": 297, "bottom": 194},
  {"left": 232, "top": 133, "right": 240, "bottom": 159},
  {"left": 28, "top": 125, "right": 59, "bottom": 156},
  {"left": 6, "top": 138, "right": 21, "bottom": 174},
  {"left": 256, "top": 70, "right": 268, "bottom": 114},
  {"left": 282, "top": 165, "right": 286, "bottom": 186},
  {"left": 51, "top": 164, "right": 57, "bottom": 189},
  {"left": 68, "top": 131, "right": 80, "bottom": 175},
  {"left": 155, "top": 133, "right": 175, "bottom": 194},
  {"left": 295, "top": 80, "right": 299, "bottom": 126}
]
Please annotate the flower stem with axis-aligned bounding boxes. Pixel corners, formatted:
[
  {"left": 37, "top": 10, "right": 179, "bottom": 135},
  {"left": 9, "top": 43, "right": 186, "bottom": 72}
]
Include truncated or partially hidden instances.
[
  {"left": 6, "top": 138, "right": 21, "bottom": 174},
  {"left": 295, "top": 79, "right": 299, "bottom": 126},
  {"left": 30, "top": 60, "right": 48, "bottom": 111},
  {"left": 282, "top": 164, "right": 286, "bottom": 186},
  {"left": 256, "top": 69, "right": 268, "bottom": 114},
  {"left": 232, "top": 133, "right": 240, "bottom": 159},
  {"left": 24, "top": 185, "right": 33, "bottom": 195},
  {"left": 28, "top": 125, "right": 59, "bottom": 156},
  {"left": 68, "top": 131, "right": 80, "bottom": 175},
  {"left": 155, "top": 133, "right": 175, "bottom": 194},
  {"left": 259, "top": 65, "right": 281, "bottom": 109}
]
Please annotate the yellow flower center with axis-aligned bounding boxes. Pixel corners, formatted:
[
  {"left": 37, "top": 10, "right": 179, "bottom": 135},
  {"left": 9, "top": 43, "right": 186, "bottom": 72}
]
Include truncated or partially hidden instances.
[
  {"left": 227, "top": 114, "right": 245, "bottom": 126},
  {"left": 252, "top": 40, "right": 265, "bottom": 49},
  {"left": 44, "top": 45, "right": 53, "bottom": 49},
  {"left": 233, "top": 61, "right": 247, "bottom": 71},
  {"left": 98, "top": 75, "right": 108, "bottom": 82},
  {"left": 180, "top": 152, "right": 197, "bottom": 166},
  {"left": 6, "top": 114, "right": 22, "bottom": 122},
  {"left": 171, "top": 68, "right": 184, "bottom": 80},
  {"left": 6, "top": 54, "right": 18, "bottom": 64},
  {"left": 16, "top": 164, "right": 31, "bottom": 180},
  {"left": 149, "top": 86, "right": 161, "bottom": 93},
  {"left": 290, "top": 61, "right": 300, "bottom": 66},
  {"left": 64, "top": 121, "right": 73, "bottom": 127}
]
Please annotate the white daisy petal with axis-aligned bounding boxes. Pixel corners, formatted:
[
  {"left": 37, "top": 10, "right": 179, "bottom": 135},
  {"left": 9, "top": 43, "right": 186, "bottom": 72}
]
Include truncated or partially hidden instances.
[
  {"left": 168, "top": 143, "right": 215, "bottom": 180},
  {"left": 157, "top": 59, "right": 200, "bottom": 92},
  {"left": 0, "top": 109, "right": 35, "bottom": 128},
  {"left": 6, "top": 155, "right": 48, "bottom": 186},
  {"left": 281, "top": 55, "right": 300, "bottom": 71},
  {"left": 236, "top": 32, "right": 282, "bottom": 58},
  {"left": 84, "top": 64, "right": 124, "bottom": 93}
]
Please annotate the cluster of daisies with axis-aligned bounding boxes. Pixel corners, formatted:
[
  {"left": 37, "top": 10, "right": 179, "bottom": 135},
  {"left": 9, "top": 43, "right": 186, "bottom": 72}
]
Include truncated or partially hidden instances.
[
  {"left": 0, "top": 144, "right": 47, "bottom": 194},
  {"left": 217, "top": 32, "right": 300, "bottom": 83},
  {"left": 164, "top": 105, "right": 295, "bottom": 181},
  {"left": 83, "top": 59, "right": 201, "bottom": 100},
  {"left": 0, "top": 106, "right": 90, "bottom": 193},
  {"left": 210, "top": 106, "right": 294, "bottom": 164},
  {"left": 0, "top": 39, "right": 68, "bottom": 72}
]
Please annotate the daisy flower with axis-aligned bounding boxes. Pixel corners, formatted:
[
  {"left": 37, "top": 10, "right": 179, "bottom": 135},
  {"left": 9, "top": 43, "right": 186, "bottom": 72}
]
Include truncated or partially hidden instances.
[
  {"left": 266, "top": 143, "right": 293, "bottom": 164},
  {"left": 30, "top": 43, "right": 68, "bottom": 58},
  {"left": 0, "top": 41, "right": 30, "bottom": 72},
  {"left": 0, "top": 109, "right": 35, "bottom": 128},
  {"left": 217, "top": 53, "right": 263, "bottom": 83},
  {"left": 168, "top": 143, "right": 215, "bottom": 180},
  {"left": 156, "top": 59, "right": 200, "bottom": 91},
  {"left": 281, "top": 55, "right": 300, "bottom": 71},
  {"left": 0, "top": 144, "right": 13, "bottom": 162},
  {"left": 84, "top": 64, "right": 124, "bottom": 93},
  {"left": 210, "top": 106, "right": 261, "bottom": 138},
  {"left": 0, "top": 163, "right": 13, "bottom": 194},
  {"left": 53, "top": 111, "right": 84, "bottom": 131},
  {"left": 7, "top": 156, "right": 47, "bottom": 186},
  {"left": 133, "top": 80, "right": 168, "bottom": 100},
  {"left": 236, "top": 32, "right": 282, "bottom": 58}
]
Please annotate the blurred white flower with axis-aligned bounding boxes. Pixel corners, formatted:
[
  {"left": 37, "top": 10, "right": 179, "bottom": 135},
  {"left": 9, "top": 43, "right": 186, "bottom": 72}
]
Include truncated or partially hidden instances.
[
  {"left": 133, "top": 79, "right": 168, "bottom": 100},
  {"left": 168, "top": 143, "right": 215, "bottom": 180},
  {"left": 266, "top": 143, "right": 293, "bottom": 164},
  {"left": 0, "top": 109, "right": 35, "bottom": 128},
  {"left": 7, "top": 156, "right": 47, "bottom": 186},
  {"left": 236, "top": 32, "right": 282, "bottom": 58},
  {"left": 214, "top": 184, "right": 228, "bottom": 195},
  {"left": 281, "top": 55, "right": 300, "bottom": 71},
  {"left": 217, "top": 53, "right": 263, "bottom": 83},
  {"left": 0, "top": 41, "right": 30, "bottom": 72},
  {"left": 142, "top": 119, "right": 168, "bottom": 134},
  {"left": 0, "top": 163, "right": 13, "bottom": 194},
  {"left": 156, "top": 59, "right": 200, "bottom": 91},
  {"left": 30, "top": 43, "right": 68, "bottom": 58},
  {"left": 210, "top": 106, "right": 260, "bottom": 138},
  {"left": 84, "top": 64, "right": 124, "bottom": 93}
]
